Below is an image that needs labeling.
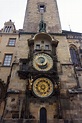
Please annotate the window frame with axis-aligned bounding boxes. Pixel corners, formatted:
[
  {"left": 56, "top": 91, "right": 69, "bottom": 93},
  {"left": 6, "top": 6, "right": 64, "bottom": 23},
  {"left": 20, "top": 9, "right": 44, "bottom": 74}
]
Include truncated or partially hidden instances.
[
  {"left": 4, "top": 26, "right": 12, "bottom": 33},
  {"left": 8, "top": 38, "right": 16, "bottom": 46},
  {"left": 36, "top": 44, "right": 40, "bottom": 50},
  {"left": 39, "top": 4, "right": 46, "bottom": 13},
  {"left": 45, "top": 45, "right": 49, "bottom": 50},
  {"left": 70, "top": 46, "right": 80, "bottom": 66},
  {"left": 3, "top": 54, "right": 13, "bottom": 67}
]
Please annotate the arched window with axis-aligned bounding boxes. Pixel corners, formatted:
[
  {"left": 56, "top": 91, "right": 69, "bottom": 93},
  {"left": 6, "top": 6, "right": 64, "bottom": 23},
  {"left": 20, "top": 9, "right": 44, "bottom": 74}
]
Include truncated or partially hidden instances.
[
  {"left": 4, "top": 26, "right": 7, "bottom": 32},
  {"left": 70, "top": 46, "right": 79, "bottom": 65},
  {"left": 40, "top": 107, "right": 47, "bottom": 123}
]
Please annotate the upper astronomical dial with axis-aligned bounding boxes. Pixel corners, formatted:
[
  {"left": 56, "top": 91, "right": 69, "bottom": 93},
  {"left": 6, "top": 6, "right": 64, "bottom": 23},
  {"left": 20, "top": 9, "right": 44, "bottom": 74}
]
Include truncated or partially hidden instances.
[{"left": 33, "top": 53, "right": 53, "bottom": 71}]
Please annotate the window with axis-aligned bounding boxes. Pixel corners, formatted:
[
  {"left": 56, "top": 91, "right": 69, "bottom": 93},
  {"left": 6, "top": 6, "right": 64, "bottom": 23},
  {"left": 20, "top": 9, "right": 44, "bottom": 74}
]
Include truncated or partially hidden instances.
[
  {"left": 4, "top": 26, "right": 7, "bottom": 32},
  {"left": 36, "top": 44, "right": 40, "bottom": 49},
  {"left": 79, "top": 48, "right": 82, "bottom": 53},
  {"left": 39, "top": 5, "right": 45, "bottom": 13},
  {"left": 70, "top": 46, "right": 79, "bottom": 65},
  {"left": 40, "top": 107, "right": 47, "bottom": 123},
  {"left": 8, "top": 38, "right": 16, "bottom": 46},
  {"left": 3, "top": 54, "right": 13, "bottom": 66},
  {"left": 4, "top": 26, "right": 12, "bottom": 33},
  {"left": 45, "top": 45, "right": 49, "bottom": 50}
]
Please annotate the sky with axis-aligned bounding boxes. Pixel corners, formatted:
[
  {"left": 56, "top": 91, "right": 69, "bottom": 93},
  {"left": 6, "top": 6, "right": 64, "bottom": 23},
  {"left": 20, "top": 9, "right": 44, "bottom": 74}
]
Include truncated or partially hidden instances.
[{"left": 0, "top": 0, "right": 82, "bottom": 33}]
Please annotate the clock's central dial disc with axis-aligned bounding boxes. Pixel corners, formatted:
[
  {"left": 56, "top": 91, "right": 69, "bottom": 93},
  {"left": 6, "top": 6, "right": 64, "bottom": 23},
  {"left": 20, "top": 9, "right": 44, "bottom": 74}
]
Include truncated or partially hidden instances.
[{"left": 37, "top": 57, "right": 45, "bottom": 64}]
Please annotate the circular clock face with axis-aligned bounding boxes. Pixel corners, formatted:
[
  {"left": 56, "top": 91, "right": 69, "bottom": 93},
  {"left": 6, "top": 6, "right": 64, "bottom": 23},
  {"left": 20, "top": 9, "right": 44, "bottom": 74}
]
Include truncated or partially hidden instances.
[
  {"left": 33, "top": 53, "right": 53, "bottom": 71},
  {"left": 33, "top": 77, "right": 53, "bottom": 98}
]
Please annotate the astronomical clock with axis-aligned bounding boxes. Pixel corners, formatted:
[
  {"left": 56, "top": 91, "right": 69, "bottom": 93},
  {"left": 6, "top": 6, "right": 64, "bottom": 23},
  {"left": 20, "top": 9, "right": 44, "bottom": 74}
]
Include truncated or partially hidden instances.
[
  {"left": 31, "top": 51, "right": 57, "bottom": 98},
  {"left": 26, "top": 32, "right": 59, "bottom": 100},
  {"left": 18, "top": 32, "right": 60, "bottom": 119}
]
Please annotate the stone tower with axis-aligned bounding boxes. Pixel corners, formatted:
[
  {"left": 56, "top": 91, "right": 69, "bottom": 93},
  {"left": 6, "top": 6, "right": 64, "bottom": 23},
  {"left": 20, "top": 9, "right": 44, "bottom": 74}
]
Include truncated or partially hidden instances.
[
  {"left": 0, "top": 0, "right": 82, "bottom": 123},
  {"left": 23, "top": 0, "right": 62, "bottom": 33}
]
